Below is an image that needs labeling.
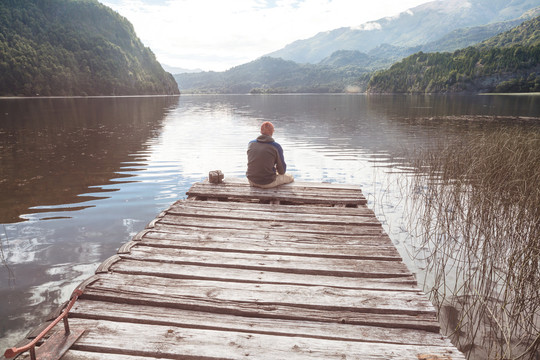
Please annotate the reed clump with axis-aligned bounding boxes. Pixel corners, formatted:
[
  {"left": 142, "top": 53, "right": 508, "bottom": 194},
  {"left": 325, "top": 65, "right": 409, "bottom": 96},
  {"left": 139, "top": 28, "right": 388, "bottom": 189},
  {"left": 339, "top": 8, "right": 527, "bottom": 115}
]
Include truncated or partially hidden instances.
[{"left": 404, "top": 127, "right": 540, "bottom": 359}]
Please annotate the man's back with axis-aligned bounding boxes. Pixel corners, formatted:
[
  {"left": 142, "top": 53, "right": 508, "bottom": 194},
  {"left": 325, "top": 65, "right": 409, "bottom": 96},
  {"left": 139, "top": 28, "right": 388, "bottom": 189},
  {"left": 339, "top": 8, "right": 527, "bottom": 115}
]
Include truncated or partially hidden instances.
[
  {"left": 246, "top": 134, "right": 286, "bottom": 185},
  {"left": 246, "top": 121, "right": 293, "bottom": 189}
]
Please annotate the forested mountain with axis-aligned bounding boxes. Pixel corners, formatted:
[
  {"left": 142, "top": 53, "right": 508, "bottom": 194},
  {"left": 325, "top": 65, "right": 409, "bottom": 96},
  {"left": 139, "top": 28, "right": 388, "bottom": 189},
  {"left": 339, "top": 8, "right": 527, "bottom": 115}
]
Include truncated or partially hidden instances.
[
  {"left": 367, "top": 15, "right": 540, "bottom": 93},
  {"left": 0, "top": 0, "right": 179, "bottom": 96},
  {"left": 318, "top": 50, "right": 378, "bottom": 69},
  {"left": 175, "top": 56, "right": 370, "bottom": 94},
  {"left": 266, "top": 0, "right": 540, "bottom": 64}
]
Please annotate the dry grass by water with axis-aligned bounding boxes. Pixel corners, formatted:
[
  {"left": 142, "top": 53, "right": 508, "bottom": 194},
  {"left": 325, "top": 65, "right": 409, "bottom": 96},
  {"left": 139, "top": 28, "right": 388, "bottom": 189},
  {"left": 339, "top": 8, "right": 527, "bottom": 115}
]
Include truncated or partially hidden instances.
[{"left": 403, "top": 127, "right": 539, "bottom": 359}]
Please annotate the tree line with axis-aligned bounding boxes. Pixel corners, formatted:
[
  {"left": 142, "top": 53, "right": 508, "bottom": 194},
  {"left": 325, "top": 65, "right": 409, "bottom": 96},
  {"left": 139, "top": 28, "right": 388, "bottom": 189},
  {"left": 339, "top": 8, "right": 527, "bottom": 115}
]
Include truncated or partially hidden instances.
[{"left": 367, "top": 16, "right": 540, "bottom": 93}]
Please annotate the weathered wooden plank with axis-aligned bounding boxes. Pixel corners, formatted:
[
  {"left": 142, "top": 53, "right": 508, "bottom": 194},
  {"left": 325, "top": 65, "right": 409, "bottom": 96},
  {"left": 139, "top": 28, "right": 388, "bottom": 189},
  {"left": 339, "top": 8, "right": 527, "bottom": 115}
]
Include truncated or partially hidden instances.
[
  {"left": 34, "top": 328, "right": 85, "bottom": 360},
  {"left": 142, "top": 227, "right": 394, "bottom": 246},
  {"left": 86, "top": 273, "right": 434, "bottom": 316},
  {"left": 165, "top": 206, "right": 380, "bottom": 226},
  {"left": 108, "top": 259, "right": 419, "bottom": 291},
  {"left": 61, "top": 351, "right": 154, "bottom": 360},
  {"left": 156, "top": 215, "right": 383, "bottom": 236},
  {"left": 71, "top": 300, "right": 451, "bottom": 347},
  {"left": 186, "top": 182, "right": 366, "bottom": 205},
  {"left": 132, "top": 236, "right": 402, "bottom": 261},
  {"left": 173, "top": 199, "right": 373, "bottom": 216},
  {"left": 134, "top": 231, "right": 401, "bottom": 261},
  {"left": 143, "top": 225, "right": 393, "bottom": 247},
  {"left": 65, "top": 319, "right": 464, "bottom": 359},
  {"left": 121, "top": 246, "right": 410, "bottom": 278},
  {"left": 81, "top": 287, "right": 440, "bottom": 332},
  {"left": 167, "top": 201, "right": 379, "bottom": 226},
  {"left": 187, "top": 191, "right": 365, "bottom": 205}
]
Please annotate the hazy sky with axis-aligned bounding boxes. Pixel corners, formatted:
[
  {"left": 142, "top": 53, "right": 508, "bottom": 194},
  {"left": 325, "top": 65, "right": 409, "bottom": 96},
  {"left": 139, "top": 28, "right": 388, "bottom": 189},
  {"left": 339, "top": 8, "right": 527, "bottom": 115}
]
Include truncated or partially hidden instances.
[{"left": 99, "top": 0, "right": 434, "bottom": 71}]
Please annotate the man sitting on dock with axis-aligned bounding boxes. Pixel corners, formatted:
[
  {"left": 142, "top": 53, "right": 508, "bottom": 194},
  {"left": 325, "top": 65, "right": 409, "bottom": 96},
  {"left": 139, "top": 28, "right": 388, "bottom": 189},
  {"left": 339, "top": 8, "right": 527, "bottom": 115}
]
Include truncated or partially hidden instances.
[{"left": 246, "top": 121, "right": 294, "bottom": 188}]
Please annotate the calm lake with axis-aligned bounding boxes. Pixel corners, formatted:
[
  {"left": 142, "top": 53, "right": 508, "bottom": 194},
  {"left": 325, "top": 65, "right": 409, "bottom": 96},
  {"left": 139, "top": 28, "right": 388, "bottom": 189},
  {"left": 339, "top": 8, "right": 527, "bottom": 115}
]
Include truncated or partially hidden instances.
[{"left": 1, "top": 94, "right": 539, "bottom": 353}]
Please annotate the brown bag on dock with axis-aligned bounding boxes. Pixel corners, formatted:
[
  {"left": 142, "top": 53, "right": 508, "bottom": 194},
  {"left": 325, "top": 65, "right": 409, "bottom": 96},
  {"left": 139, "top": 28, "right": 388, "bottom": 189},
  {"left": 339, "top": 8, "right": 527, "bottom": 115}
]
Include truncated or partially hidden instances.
[{"left": 208, "top": 170, "right": 224, "bottom": 184}]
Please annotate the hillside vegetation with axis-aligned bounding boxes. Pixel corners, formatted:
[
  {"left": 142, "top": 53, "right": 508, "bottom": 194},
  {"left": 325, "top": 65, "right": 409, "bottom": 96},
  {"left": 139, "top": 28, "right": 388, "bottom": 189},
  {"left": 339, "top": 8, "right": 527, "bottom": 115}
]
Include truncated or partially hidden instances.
[
  {"left": 0, "top": 0, "right": 179, "bottom": 96},
  {"left": 367, "top": 16, "right": 540, "bottom": 93},
  {"left": 175, "top": 56, "right": 370, "bottom": 94}
]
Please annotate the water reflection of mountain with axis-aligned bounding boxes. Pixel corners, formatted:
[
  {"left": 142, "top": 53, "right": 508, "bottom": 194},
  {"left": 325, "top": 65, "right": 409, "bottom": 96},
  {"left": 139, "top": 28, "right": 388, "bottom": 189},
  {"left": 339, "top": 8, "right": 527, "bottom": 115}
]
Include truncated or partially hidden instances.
[{"left": 0, "top": 96, "right": 179, "bottom": 223}]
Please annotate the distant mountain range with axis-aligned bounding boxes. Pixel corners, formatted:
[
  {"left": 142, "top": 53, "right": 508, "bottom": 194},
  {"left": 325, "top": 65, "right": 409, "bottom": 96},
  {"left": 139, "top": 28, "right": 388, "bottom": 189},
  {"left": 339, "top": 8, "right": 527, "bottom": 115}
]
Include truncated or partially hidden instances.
[
  {"left": 175, "top": 56, "right": 371, "bottom": 94},
  {"left": 161, "top": 64, "right": 203, "bottom": 74},
  {"left": 266, "top": 0, "right": 540, "bottom": 64},
  {"left": 175, "top": 0, "right": 540, "bottom": 94}
]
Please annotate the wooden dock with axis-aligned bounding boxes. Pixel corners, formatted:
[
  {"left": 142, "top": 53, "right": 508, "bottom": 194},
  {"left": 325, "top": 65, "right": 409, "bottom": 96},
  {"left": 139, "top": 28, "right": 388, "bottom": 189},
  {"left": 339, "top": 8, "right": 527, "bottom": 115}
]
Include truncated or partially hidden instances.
[{"left": 8, "top": 178, "right": 465, "bottom": 359}]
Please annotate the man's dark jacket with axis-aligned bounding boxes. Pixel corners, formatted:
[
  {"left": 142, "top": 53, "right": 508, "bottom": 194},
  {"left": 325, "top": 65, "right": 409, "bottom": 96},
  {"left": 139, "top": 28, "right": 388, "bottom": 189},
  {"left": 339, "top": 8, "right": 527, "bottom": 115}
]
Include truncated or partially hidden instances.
[{"left": 246, "top": 134, "right": 287, "bottom": 185}]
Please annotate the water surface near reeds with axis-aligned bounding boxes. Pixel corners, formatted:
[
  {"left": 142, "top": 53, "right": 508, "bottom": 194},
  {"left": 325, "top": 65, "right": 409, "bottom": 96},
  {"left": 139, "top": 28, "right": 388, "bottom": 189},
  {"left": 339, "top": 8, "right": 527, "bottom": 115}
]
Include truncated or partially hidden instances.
[{"left": 401, "top": 128, "right": 539, "bottom": 359}]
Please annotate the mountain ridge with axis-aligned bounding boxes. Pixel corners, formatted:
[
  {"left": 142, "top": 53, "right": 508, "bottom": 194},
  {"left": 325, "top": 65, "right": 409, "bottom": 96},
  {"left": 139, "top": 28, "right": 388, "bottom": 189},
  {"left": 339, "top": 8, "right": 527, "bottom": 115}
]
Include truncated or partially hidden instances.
[
  {"left": 266, "top": 0, "right": 540, "bottom": 64},
  {"left": 0, "top": 0, "right": 179, "bottom": 96}
]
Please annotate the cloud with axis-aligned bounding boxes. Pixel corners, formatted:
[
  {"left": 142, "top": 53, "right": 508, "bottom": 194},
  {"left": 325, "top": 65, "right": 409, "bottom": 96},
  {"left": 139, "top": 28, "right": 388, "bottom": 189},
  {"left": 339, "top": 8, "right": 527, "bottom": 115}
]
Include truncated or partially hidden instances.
[
  {"left": 100, "top": 0, "right": 431, "bottom": 71},
  {"left": 352, "top": 22, "right": 383, "bottom": 31}
]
